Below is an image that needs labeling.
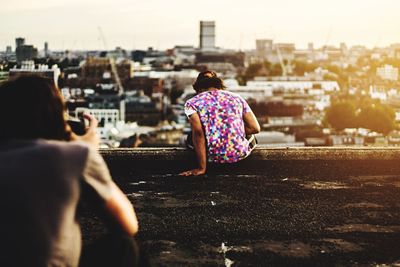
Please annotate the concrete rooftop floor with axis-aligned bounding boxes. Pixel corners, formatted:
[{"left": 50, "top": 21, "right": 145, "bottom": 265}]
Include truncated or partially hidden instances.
[{"left": 81, "top": 148, "right": 400, "bottom": 266}]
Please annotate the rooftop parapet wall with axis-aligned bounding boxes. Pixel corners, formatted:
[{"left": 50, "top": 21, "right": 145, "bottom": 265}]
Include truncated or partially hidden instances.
[{"left": 100, "top": 146, "right": 400, "bottom": 178}]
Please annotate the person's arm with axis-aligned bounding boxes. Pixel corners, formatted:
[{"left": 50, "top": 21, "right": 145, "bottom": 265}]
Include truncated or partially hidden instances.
[
  {"left": 243, "top": 111, "right": 261, "bottom": 135},
  {"left": 180, "top": 113, "right": 207, "bottom": 176},
  {"left": 238, "top": 96, "right": 261, "bottom": 135},
  {"left": 81, "top": 147, "right": 139, "bottom": 236},
  {"left": 73, "top": 114, "right": 139, "bottom": 235},
  {"left": 104, "top": 183, "right": 139, "bottom": 235}
]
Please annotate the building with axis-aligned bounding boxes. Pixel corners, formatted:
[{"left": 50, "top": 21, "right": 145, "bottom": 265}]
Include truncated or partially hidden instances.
[
  {"left": 340, "top": 42, "right": 348, "bottom": 55},
  {"left": 124, "top": 76, "right": 164, "bottom": 96},
  {"left": 195, "top": 51, "right": 245, "bottom": 71},
  {"left": 395, "top": 49, "right": 400, "bottom": 60},
  {"left": 376, "top": 65, "right": 399, "bottom": 81},
  {"left": 81, "top": 57, "right": 112, "bottom": 85},
  {"left": 322, "top": 45, "right": 343, "bottom": 62},
  {"left": 15, "top": 38, "right": 25, "bottom": 49},
  {"left": 274, "top": 43, "right": 296, "bottom": 61},
  {"left": 16, "top": 45, "right": 38, "bottom": 64},
  {"left": 199, "top": 21, "right": 216, "bottom": 50},
  {"left": 348, "top": 45, "right": 367, "bottom": 65},
  {"left": 172, "top": 46, "right": 197, "bottom": 67},
  {"left": 389, "top": 44, "right": 400, "bottom": 59},
  {"left": 75, "top": 108, "right": 119, "bottom": 126},
  {"left": 131, "top": 50, "right": 147, "bottom": 63},
  {"left": 4, "top": 46, "right": 15, "bottom": 61},
  {"left": 15, "top": 38, "right": 38, "bottom": 64},
  {"left": 256, "top": 39, "right": 273, "bottom": 57},
  {"left": 141, "top": 48, "right": 173, "bottom": 69},
  {"left": 80, "top": 57, "right": 133, "bottom": 87},
  {"left": 254, "top": 39, "right": 295, "bottom": 64},
  {"left": 44, "top": 42, "right": 49, "bottom": 57},
  {"left": 9, "top": 61, "right": 61, "bottom": 86},
  {"left": 6, "top": 46, "right": 12, "bottom": 55},
  {"left": 124, "top": 91, "right": 160, "bottom": 124}
]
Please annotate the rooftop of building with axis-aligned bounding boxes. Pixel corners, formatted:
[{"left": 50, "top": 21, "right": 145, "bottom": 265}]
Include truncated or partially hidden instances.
[{"left": 80, "top": 146, "right": 400, "bottom": 266}]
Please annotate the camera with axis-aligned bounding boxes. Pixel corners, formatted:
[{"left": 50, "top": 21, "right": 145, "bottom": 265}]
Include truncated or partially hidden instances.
[{"left": 67, "top": 112, "right": 86, "bottom": 135}]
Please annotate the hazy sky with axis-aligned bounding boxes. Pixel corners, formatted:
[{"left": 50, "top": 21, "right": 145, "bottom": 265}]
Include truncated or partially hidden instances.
[{"left": 0, "top": 0, "right": 398, "bottom": 51}]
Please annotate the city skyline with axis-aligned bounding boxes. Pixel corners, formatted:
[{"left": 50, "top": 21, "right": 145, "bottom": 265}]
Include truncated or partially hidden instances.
[{"left": 0, "top": 0, "right": 399, "bottom": 51}]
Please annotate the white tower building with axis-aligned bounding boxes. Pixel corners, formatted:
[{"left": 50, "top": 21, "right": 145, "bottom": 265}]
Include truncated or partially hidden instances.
[{"left": 199, "top": 21, "right": 216, "bottom": 50}]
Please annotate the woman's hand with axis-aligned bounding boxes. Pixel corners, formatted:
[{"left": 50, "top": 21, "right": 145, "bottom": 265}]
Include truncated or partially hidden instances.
[
  {"left": 70, "top": 114, "right": 100, "bottom": 149},
  {"left": 179, "top": 168, "right": 206, "bottom": 176}
]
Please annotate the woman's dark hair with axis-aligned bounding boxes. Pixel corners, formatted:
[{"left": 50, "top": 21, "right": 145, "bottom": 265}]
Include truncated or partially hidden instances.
[
  {"left": 192, "top": 70, "right": 226, "bottom": 93},
  {"left": 0, "top": 74, "right": 70, "bottom": 141}
]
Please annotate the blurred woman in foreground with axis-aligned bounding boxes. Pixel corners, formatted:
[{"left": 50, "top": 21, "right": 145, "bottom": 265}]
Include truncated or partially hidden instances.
[{"left": 0, "top": 75, "right": 143, "bottom": 267}]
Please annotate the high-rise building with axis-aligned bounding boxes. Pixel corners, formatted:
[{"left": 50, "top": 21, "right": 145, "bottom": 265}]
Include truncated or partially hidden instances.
[
  {"left": 44, "top": 42, "right": 49, "bottom": 57},
  {"left": 15, "top": 38, "right": 25, "bottom": 49},
  {"left": 16, "top": 45, "right": 38, "bottom": 64},
  {"left": 15, "top": 38, "right": 38, "bottom": 64},
  {"left": 199, "top": 21, "right": 215, "bottom": 50}
]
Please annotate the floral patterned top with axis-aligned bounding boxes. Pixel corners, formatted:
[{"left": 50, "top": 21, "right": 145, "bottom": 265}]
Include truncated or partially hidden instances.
[{"left": 184, "top": 90, "right": 252, "bottom": 163}]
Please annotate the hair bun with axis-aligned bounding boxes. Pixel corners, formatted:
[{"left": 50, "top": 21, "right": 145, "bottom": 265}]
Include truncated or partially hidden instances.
[
  {"left": 197, "top": 70, "right": 217, "bottom": 81},
  {"left": 203, "top": 72, "right": 215, "bottom": 78},
  {"left": 192, "top": 70, "right": 225, "bottom": 92}
]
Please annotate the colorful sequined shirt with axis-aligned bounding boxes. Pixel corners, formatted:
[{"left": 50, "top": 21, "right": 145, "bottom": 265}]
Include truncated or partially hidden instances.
[{"left": 184, "top": 90, "right": 252, "bottom": 163}]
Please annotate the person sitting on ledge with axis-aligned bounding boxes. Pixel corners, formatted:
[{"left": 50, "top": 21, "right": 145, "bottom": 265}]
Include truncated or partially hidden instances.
[
  {"left": 180, "top": 71, "right": 260, "bottom": 176},
  {"left": 0, "top": 75, "right": 144, "bottom": 267}
]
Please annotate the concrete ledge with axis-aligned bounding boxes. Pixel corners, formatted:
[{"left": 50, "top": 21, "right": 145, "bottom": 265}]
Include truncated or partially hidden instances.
[
  {"left": 101, "top": 146, "right": 400, "bottom": 161},
  {"left": 100, "top": 146, "right": 400, "bottom": 177}
]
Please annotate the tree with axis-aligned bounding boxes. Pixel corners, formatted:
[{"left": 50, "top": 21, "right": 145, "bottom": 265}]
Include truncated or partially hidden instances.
[
  {"left": 244, "top": 63, "right": 263, "bottom": 80},
  {"left": 293, "top": 60, "right": 318, "bottom": 76},
  {"left": 324, "top": 101, "right": 357, "bottom": 131},
  {"left": 357, "top": 104, "right": 395, "bottom": 135},
  {"left": 326, "top": 65, "right": 341, "bottom": 76},
  {"left": 269, "top": 63, "right": 283, "bottom": 76},
  {"left": 325, "top": 99, "right": 396, "bottom": 135},
  {"left": 323, "top": 73, "right": 338, "bottom": 81}
]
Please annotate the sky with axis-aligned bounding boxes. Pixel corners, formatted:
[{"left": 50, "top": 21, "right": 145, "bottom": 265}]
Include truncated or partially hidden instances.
[{"left": 0, "top": 0, "right": 399, "bottom": 51}]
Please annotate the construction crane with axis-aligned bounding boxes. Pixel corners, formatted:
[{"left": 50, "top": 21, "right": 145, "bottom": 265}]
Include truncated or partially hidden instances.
[
  {"left": 275, "top": 44, "right": 288, "bottom": 77},
  {"left": 97, "top": 26, "right": 125, "bottom": 121},
  {"left": 270, "top": 29, "right": 292, "bottom": 78},
  {"left": 275, "top": 43, "right": 294, "bottom": 78}
]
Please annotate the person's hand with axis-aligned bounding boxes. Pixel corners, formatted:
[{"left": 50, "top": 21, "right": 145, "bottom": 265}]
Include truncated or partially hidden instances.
[
  {"left": 70, "top": 114, "right": 100, "bottom": 149},
  {"left": 179, "top": 168, "right": 206, "bottom": 176}
]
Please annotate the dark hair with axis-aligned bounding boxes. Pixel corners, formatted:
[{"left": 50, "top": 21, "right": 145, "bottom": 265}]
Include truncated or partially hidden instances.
[
  {"left": 0, "top": 74, "right": 70, "bottom": 141},
  {"left": 192, "top": 70, "right": 226, "bottom": 93}
]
